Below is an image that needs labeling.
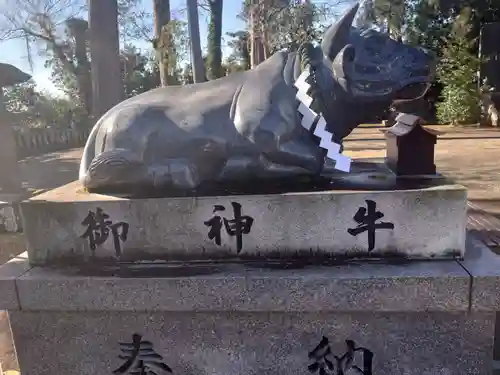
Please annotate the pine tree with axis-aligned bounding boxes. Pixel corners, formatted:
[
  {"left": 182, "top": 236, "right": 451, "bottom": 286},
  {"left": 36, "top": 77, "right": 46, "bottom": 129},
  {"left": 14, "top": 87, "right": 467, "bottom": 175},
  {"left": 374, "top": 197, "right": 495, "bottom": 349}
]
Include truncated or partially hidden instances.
[{"left": 436, "top": 9, "right": 482, "bottom": 125}]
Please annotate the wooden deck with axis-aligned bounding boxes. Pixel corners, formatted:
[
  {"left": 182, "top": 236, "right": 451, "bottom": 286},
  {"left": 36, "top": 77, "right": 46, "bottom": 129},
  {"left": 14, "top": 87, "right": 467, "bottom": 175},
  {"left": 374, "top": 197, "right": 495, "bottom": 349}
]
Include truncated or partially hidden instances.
[{"left": 468, "top": 202, "right": 500, "bottom": 247}]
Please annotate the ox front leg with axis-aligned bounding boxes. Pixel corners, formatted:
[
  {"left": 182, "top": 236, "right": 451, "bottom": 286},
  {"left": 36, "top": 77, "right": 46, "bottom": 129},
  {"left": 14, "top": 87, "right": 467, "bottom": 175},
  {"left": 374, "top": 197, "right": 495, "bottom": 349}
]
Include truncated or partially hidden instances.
[
  {"left": 84, "top": 151, "right": 203, "bottom": 192},
  {"left": 263, "top": 135, "right": 325, "bottom": 176},
  {"left": 148, "top": 158, "right": 202, "bottom": 190},
  {"left": 218, "top": 154, "right": 313, "bottom": 180}
]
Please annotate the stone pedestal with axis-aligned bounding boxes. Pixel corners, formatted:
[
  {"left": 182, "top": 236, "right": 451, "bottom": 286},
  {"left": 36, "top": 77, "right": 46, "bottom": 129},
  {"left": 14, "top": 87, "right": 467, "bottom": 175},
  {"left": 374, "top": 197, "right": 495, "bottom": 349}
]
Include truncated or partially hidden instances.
[
  {"left": 20, "top": 179, "right": 467, "bottom": 266},
  {"left": 1, "top": 166, "right": 489, "bottom": 374},
  {"left": 0, "top": 235, "right": 498, "bottom": 375}
]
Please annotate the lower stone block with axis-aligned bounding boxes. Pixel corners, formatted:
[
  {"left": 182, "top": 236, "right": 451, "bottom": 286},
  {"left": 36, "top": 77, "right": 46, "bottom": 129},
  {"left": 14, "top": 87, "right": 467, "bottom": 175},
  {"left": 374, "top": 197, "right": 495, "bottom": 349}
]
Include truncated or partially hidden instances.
[
  {"left": 2, "top": 235, "right": 497, "bottom": 374},
  {"left": 9, "top": 311, "right": 494, "bottom": 375}
]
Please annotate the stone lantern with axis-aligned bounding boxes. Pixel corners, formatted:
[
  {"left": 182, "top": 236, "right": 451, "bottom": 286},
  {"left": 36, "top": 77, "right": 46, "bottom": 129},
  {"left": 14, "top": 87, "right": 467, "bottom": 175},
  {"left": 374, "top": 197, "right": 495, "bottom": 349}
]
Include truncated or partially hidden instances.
[{"left": 0, "top": 63, "right": 31, "bottom": 193}]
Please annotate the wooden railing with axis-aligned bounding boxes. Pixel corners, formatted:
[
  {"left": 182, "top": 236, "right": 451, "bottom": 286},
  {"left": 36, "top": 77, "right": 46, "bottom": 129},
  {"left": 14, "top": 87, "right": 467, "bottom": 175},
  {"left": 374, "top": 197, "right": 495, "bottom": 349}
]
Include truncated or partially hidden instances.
[{"left": 14, "top": 127, "right": 90, "bottom": 159}]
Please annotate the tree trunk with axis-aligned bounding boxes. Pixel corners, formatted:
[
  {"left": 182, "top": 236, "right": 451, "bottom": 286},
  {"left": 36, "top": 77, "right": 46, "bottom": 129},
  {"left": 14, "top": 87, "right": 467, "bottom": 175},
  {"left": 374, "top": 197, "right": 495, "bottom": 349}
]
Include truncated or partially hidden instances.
[
  {"left": 207, "top": 0, "right": 223, "bottom": 80},
  {"left": 241, "top": 35, "right": 251, "bottom": 70},
  {"left": 249, "top": 0, "right": 257, "bottom": 67},
  {"left": 89, "top": 0, "right": 123, "bottom": 119},
  {"left": 153, "top": 0, "right": 171, "bottom": 86},
  {"left": 249, "top": 0, "right": 268, "bottom": 67},
  {"left": 186, "top": 0, "right": 206, "bottom": 82},
  {"left": 67, "top": 19, "right": 92, "bottom": 117}
]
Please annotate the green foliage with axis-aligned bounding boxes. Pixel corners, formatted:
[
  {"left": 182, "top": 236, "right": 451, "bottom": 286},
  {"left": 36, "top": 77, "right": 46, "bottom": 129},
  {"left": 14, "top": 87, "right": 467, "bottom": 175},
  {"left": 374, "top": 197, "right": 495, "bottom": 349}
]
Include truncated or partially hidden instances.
[
  {"left": 358, "top": 0, "right": 405, "bottom": 39},
  {"left": 226, "top": 30, "right": 251, "bottom": 71},
  {"left": 436, "top": 10, "right": 482, "bottom": 125},
  {"left": 5, "top": 46, "right": 162, "bottom": 131},
  {"left": 405, "top": 0, "right": 500, "bottom": 56},
  {"left": 181, "top": 63, "right": 194, "bottom": 85},
  {"left": 124, "top": 66, "right": 160, "bottom": 97},
  {"left": 4, "top": 81, "right": 79, "bottom": 129},
  {"left": 265, "top": 0, "right": 321, "bottom": 53},
  {"left": 154, "top": 19, "right": 190, "bottom": 85},
  {"left": 405, "top": 0, "right": 458, "bottom": 54},
  {"left": 239, "top": 0, "right": 335, "bottom": 56},
  {"left": 223, "top": 55, "right": 247, "bottom": 75},
  {"left": 44, "top": 55, "right": 79, "bottom": 106},
  {"left": 42, "top": 18, "right": 92, "bottom": 116},
  {"left": 122, "top": 45, "right": 161, "bottom": 98}
]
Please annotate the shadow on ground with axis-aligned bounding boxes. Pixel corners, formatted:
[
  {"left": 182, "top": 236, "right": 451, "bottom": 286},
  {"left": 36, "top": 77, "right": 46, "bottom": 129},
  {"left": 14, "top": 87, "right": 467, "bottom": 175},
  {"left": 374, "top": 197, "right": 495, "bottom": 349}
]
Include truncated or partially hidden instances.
[
  {"left": 19, "top": 148, "right": 81, "bottom": 192},
  {"left": 469, "top": 199, "right": 500, "bottom": 218}
]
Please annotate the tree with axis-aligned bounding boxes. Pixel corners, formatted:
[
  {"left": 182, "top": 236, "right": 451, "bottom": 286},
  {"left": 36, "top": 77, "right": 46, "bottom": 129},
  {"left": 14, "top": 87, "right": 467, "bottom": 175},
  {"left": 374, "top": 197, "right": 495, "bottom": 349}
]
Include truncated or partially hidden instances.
[
  {"left": 436, "top": 9, "right": 482, "bottom": 125},
  {"left": 187, "top": 0, "right": 205, "bottom": 82},
  {"left": 405, "top": 0, "right": 500, "bottom": 55},
  {"left": 0, "top": 1, "right": 93, "bottom": 114},
  {"left": 244, "top": 0, "right": 289, "bottom": 66},
  {"left": 131, "top": 18, "right": 190, "bottom": 87},
  {"left": 226, "top": 30, "right": 251, "bottom": 71},
  {"left": 42, "top": 17, "right": 92, "bottom": 116},
  {"left": 117, "top": 0, "right": 153, "bottom": 42},
  {"left": 264, "top": 0, "right": 318, "bottom": 53},
  {"left": 181, "top": 63, "right": 194, "bottom": 84},
  {"left": 223, "top": 55, "right": 248, "bottom": 75},
  {"left": 405, "top": 1, "right": 445, "bottom": 52},
  {"left": 153, "top": 0, "right": 171, "bottom": 86},
  {"left": 88, "top": 0, "right": 123, "bottom": 118},
  {"left": 206, "top": 0, "right": 223, "bottom": 79},
  {"left": 0, "top": 0, "right": 85, "bottom": 64},
  {"left": 241, "top": 0, "right": 354, "bottom": 67},
  {"left": 121, "top": 45, "right": 161, "bottom": 98},
  {"left": 4, "top": 81, "right": 79, "bottom": 129},
  {"left": 166, "top": 19, "right": 190, "bottom": 84},
  {"left": 357, "top": 0, "right": 405, "bottom": 40}
]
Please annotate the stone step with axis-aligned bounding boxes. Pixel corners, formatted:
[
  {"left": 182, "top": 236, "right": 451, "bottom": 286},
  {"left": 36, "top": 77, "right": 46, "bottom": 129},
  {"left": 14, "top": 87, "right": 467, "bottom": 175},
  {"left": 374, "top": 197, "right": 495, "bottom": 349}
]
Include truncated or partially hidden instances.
[
  {"left": 468, "top": 202, "right": 500, "bottom": 246},
  {"left": 0, "top": 235, "right": 497, "bottom": 375}
]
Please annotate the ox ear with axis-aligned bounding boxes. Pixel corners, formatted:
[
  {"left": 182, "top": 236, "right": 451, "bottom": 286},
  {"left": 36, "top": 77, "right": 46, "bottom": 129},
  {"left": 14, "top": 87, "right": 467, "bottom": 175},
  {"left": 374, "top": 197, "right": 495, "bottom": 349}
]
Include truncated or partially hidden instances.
[{"left": 321, "top": 3, "right": 359, "bottom": 61}]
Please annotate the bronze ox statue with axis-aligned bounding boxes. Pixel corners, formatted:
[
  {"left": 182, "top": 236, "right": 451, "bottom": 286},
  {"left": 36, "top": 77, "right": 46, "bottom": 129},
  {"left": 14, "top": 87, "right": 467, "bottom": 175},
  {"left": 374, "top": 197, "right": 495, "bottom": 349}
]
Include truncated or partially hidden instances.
[{"left": 79, "top": 3, "right": 434, "bottom": 194}]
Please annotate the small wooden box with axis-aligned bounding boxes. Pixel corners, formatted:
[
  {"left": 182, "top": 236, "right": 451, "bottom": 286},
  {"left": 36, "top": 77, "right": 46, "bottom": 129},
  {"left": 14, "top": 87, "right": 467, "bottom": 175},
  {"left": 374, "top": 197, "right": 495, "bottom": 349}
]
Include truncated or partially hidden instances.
[{"left": 382, "top": 114, "right": 443, "bottom": 176}]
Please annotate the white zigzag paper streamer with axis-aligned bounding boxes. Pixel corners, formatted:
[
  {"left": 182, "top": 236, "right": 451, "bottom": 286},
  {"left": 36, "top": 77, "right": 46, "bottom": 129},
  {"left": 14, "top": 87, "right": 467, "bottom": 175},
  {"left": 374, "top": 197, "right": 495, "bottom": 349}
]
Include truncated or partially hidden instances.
[
  {"left": 297, "top": 102, "right": 317, "bottom": 130},
  {"left": 294, "top": 68, "right": 352, "bottom": 172},
  {"left": 315, "top": 117, "right": 351, "bottom": 172}
]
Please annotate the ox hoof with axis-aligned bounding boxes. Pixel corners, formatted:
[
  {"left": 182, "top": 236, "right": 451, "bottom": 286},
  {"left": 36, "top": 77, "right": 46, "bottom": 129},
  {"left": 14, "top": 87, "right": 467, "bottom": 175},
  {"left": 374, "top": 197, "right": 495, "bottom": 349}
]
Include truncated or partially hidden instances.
[{"left": 149, "top": 159, "right": 201, "bottom": 190}]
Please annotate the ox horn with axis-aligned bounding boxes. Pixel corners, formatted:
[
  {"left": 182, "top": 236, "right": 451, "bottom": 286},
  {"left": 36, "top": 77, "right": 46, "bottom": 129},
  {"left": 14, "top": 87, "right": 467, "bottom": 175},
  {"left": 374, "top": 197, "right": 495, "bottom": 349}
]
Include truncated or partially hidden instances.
[{"left": 321, "top": 3, "right": 359, "bottom": 61}]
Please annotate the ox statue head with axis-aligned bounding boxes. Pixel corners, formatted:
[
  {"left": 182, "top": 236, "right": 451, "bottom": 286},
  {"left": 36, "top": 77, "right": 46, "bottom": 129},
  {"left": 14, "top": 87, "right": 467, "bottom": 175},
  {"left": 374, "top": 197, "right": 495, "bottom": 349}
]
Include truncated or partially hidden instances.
[{"left": 312, "top": 3, "right": 435, "bottom": 140}]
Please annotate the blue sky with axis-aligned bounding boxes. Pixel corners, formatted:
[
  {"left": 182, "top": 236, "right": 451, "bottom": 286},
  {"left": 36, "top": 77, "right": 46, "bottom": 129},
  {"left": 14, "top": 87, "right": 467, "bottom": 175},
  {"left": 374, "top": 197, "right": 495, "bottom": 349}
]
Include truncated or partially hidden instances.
[
  {"left": 0, "top": 0, "right": 349, "bottom": 93},
  {"left": 0, "top": 0, "right": 246, "bottom": 93}
]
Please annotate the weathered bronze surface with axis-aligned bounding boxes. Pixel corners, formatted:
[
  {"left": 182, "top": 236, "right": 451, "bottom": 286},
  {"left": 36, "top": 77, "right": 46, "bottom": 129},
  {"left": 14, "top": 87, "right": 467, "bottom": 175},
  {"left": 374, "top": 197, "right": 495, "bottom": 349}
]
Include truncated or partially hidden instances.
[{"left": 79, "top": 4, "right": 434, "bottom": 195}]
